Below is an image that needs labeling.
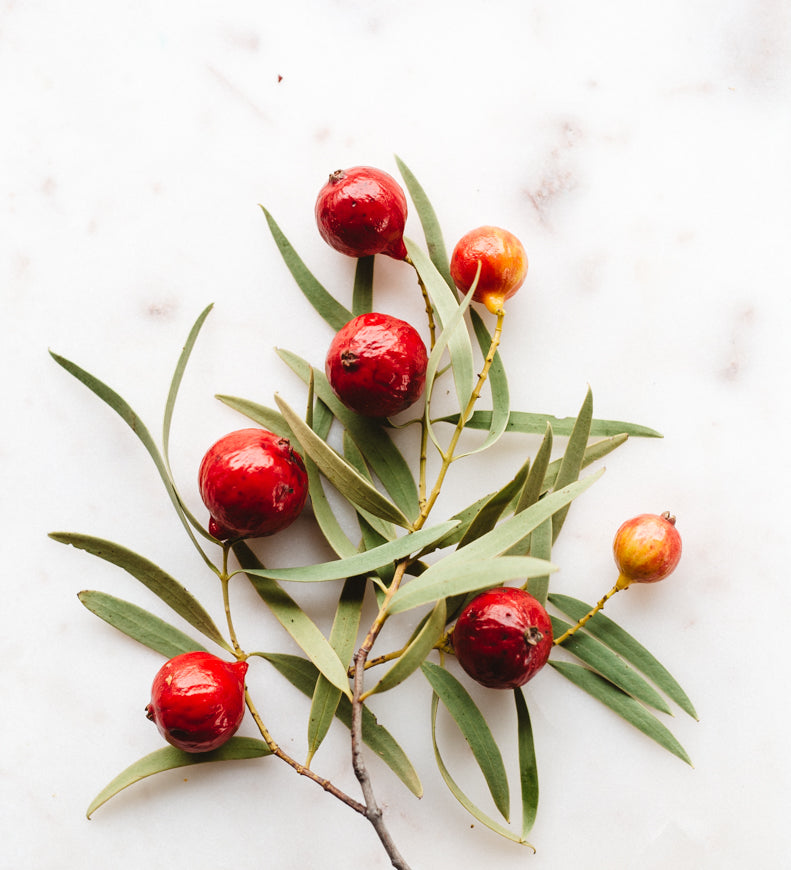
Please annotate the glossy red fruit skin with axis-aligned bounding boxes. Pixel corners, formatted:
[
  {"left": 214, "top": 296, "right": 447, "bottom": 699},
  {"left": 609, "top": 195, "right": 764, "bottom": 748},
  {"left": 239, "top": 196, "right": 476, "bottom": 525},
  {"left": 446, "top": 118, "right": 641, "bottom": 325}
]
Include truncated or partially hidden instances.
[
  {"left": 199, "top": 428, "right": 308, "bottom": 539},
  {"left": 613, "top": 512, "right": 682, "bottom": 584},
  {"left": 315, "top": 166, "right": 408, "bottom": 260},
  {"left": 145, "top": 652, "right": 248, "bottom": 753},
  {"left": 450, "top": 225, "right": 528, "bottom": 313},
  {"left": 325, "top": 313, "right": 428, "bottom": 418},
  {"left": 452, "top": 587, "right": 553, "bottom": 690}
]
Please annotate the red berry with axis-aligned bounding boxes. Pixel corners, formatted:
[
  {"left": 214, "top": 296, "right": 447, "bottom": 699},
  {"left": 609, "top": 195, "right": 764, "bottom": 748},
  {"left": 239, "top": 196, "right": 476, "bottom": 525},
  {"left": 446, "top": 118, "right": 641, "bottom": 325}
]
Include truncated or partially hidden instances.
[
  {"left": 315, "top": 166, "right": 408, "bottom": 260},
  {"left": 198, "top": 429, "right": 308, "bottom": 539},
  {"left": 325, "top": 313, "right": 428, "bottom": 418},
  {"left": 613, "top": 511, "right": 682, "bottom": 584},
  {"left": 452, "top": 587, "right": 553, "bottom": 689},
  {"left": 450, "top": 226, "right": 528, "bottom": 314},
  {"left": 145, "top": 652, "right": 248, "bottom": 753}
]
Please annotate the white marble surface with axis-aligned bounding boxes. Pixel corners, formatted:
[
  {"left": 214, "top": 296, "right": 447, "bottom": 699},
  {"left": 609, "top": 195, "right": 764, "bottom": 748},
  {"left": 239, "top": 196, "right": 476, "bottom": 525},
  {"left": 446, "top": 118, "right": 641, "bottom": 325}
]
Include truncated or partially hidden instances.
[{"left": 4, "top": 1, "right": 791, "bottom": 867}]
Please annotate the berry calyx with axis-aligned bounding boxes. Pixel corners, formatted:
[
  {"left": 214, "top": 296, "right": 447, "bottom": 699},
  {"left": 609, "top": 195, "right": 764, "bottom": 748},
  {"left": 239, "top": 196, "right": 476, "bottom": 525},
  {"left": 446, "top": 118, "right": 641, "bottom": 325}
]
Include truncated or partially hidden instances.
[
  {"left": 450, "top": 225, "right": 528, "bottom": 314},
  {"left": 315, "top": 166, "right": 408, "bottom": 260},
  {"left": 145, "top": 652, "right": 248, "bottom": 753},
  {"left": 452, "top": 587, "right": 553, "bottom": 689},
  {"left": 613, "top": 511, "right": 682, "bottom": 586},
  {"left": 325, "top": 312, "right": 428, "bottom": 418},
  {"left": 198, "top": 428, "right": 309, "bottom": 539}
]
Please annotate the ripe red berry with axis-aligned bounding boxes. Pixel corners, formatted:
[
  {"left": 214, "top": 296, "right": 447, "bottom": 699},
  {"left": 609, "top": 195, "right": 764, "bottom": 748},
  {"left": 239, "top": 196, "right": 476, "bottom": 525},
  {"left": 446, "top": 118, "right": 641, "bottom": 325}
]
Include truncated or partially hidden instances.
[
  {"left": 450, "top": 225, "right": 528, "bottom": 314},
  {"left": 315, "top": 166, "right": 408, "bottom": 260},
  {"left": 198, "top": 428, "right": 309, "bottom": 540},
  {"left": 325, "top": 312, "right": 428, "bottom": 418},
  {"left": 145, "top": 652, "right": 248, "bottom": 753},
  {"left": 452, "top": 587, "right": 553, "bottom": 689},
  {"left": 613, "top": 511, "right": 682, "bottom": 585}
]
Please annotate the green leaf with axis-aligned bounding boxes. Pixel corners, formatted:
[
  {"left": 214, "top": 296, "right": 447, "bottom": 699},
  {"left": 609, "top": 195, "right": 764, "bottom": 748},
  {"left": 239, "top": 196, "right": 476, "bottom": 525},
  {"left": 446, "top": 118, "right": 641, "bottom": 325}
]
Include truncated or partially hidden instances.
[
  {"left": 275, "top": 392, "right": 412, "bottom": 529},
  {"left": 277, "top": 349, "right": 420, "bottom": 520},
  {"left": 86, "top": 737, "right": 272, "bottom": 818},
  {"left": 542, "top": 433, "right": 627, "bottom": 494},
  {"left": 514, "top": 688, "right": 539, "bottom": 837},
  {"left": 436, "top": 471, "right": 604, "bottom": 569},
  {"left": 549, "top": 661, "right": 692, "bottom": 765},
  {"left": 422, "top": 661, "right": 510, "bottom": 821},
  {"left": 307, "top": 576, "right": 366, "bottom": 764},
  {"left": 456, "top": 457, "right": 530, "bottom": 549},
  {"left": 343, "top": 430, "right": 397, "bottom": 543},
  {"left": 261, "top": 207, "right": 352, "bottom": 331},
  {"left": 428, "top": 693, "right": 532, "bottom": 849},
  {"left": 368, "top": 598, "right": 446, "bottom": 696},
  {"left": 388, "top": 556, "right": 556, "bottom": 615},
  {"left": 406, "top": 237, "right": 476, "bottom": 410},
  {"left": 549, "top": 593, "right": 698, "bottom": 719},
  {"left": 260, "top": 652, "right": 422, "bottom": 797},
  {"left": 241, "top": 520, "right": 458, "bottom": 583},
  {"left": 525, "top": 518, "right": 552, "bottom": 605},
  {"left": 49, "top": 351, "right": 215, "bottom": 568},
  {"left": 50, "top": 533, "right": 231, "bottom": 652},
  {"left": 395, "top": 156, "right": 453, "bottom": 287},
  {"left": 436, "top": 410, "right": 662, "bottom": 438},
  {"left": 551, "top": 386, "right": 593, "bottom": 541},
  {"left": 352, "top": 255, "right": 375, "bottom": 316},
  {"left": 233, "top": 542, "right": 352, "bottom": 698},
  {"left": 550, "top": 616, "right": 672, "bottom": 714},
  {"left": 215, "top": 395, "right": 295, "bottom": 441},
  {"left": 515, "top": 424, "right": 553, "bottom": 515},
  {"left": 77, "top": 590, "right": 207, "bottom": 658}
]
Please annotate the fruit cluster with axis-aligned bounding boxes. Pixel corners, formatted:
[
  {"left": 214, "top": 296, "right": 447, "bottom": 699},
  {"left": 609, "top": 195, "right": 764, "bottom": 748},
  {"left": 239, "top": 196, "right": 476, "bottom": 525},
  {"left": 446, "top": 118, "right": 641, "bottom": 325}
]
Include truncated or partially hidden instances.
[{"left": 52, "top": 160, "right": 693, "bottom": 870}]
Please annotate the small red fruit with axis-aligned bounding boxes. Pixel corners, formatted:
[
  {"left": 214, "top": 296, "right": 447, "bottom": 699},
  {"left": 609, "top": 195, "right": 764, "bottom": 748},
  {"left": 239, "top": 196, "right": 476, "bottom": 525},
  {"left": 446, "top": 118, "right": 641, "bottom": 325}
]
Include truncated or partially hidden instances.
[
  {"left": 452, "top": 587, "right": 553, "bottom": 689},
  {"left": 145, "top": 652, "right": 248, "bottom": 753},
  {"left": 315, "top": 166, "right": 408, "bottom": 260},
  {"left": 613, "top": 511, "right": 682, "bottom": 585},
  {"left": 325, "top": 312, "right": 428, "bottom": 418},
  {"left": 450, "top": 225, "right": 528, "bottom": 314},
  {"left": 199, "top": 428, "right": 309, "bottom": 540}
]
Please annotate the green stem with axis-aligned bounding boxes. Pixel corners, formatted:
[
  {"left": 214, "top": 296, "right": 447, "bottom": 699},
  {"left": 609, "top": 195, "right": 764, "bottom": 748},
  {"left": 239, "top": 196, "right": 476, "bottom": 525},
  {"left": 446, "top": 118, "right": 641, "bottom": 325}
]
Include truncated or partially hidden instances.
[{"left": 553, "top": 574, "right": 632, "bottom": 645}]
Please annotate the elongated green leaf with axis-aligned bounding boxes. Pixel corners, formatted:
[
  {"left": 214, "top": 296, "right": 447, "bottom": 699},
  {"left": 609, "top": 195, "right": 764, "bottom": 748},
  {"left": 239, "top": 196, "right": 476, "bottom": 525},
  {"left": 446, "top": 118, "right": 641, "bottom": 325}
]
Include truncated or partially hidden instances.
[
  {"left": 455, "top": 309, "right": 510, "bottom": 457},
  {"left": 352, "top": 255, "right": 374, "bottom": 316},
  {"left": 260, "top": 652, "right": 422, "bottom": 797},
  {"left": 307, "top": 576, "right": 366, "bottom": 764},
  {"left": 232, "top": 542, "right": 352, "bottom": 698},
  {"left": 389, "top": 556, "right": 556, "bottom": 615},
  {"left": 551, "top": 387, "right": 593, "bottom": 542},
  {"left": 369, "top": 599, "right": 446, "bottom": 695},
  {"left": 86, "top": 737, "right": 272, "bottom": 818},
  {"left": 456, "top": 457, "right": 530, "bottom": 549},
  {"left": 277, "top": 349, "right": 420, "bottom": 520},
  {"left": 436, "top": 410, "right": 662, "bottom": 438},
  {"left": 395, "top": 156, "right": 453, "bottom": 287},
  {"left": 422, "top": 662, "right": 510, "bottom": 821},
  {"left": 241, "top": 520, "right": 458, "bottom": 583},
  {"left": 51, "top": 533, "right": 231, "bottom": 652},
  {"left": 549, "top": 593, "right": 698, "bottom": 719},
  {"left": 261, "top": 207, "right": 352, "bottom": 331},
  {"left": 215, "top": 395, "right": 294, "bottom": 440},
  {"left": 516, "top": 424, "right": 553, "bottom": 514},
  {"left": 429, "top": 693, "right": 532, "bottom": 848},
  {"left": 549, "top": 661, "right": 692, "bottom": 765},
  {"left": 525, "top": 518, "right": 552, "bottom": 605},
  {"left": 49, "top": 352, "right": 215, "bottom": 567},
  {"left": 343, "top": 430, "right": 397, "bottom": 543},
  {"left": 514, "top": 689, "right": 539, "bottom": 837},
  {"left": 550, "top": 616, "right": 672, "bottom": 714},
  {"left": 542, "top": 433, "right": 627, "bottom": 494},
  {"left": 406, "top": 237, "right": 475, "bottom": 410},
  {"left": 275, "top": 392, "right": 412, "bottom": 529},
  {"left": 78, "top": 590, "right": 207, "bottom": 658},
  {"left": 437, "top": 471, "right": 603, "bottom": 571}
]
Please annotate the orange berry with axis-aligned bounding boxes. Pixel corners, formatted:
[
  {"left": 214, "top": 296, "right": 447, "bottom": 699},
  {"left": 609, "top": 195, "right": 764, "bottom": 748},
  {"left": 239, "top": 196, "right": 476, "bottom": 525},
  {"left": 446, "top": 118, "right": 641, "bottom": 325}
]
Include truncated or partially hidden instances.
[{"left": 450, "top": 225, "right": 528, "bottom": 314}]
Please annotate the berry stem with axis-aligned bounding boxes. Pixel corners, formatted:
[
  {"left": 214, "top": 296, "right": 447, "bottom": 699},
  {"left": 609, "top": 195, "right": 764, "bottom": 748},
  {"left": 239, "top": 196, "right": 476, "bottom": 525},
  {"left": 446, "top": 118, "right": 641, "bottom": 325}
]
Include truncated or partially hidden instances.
[
  {"left": 553, "top": 574, "right": 632, "bottom": 645},
  {"left": 406, "top": 256, "right": 437, "bottom": 350},
  {"left": 220, "top": 544, "right": 244, "bottom": 657}
]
